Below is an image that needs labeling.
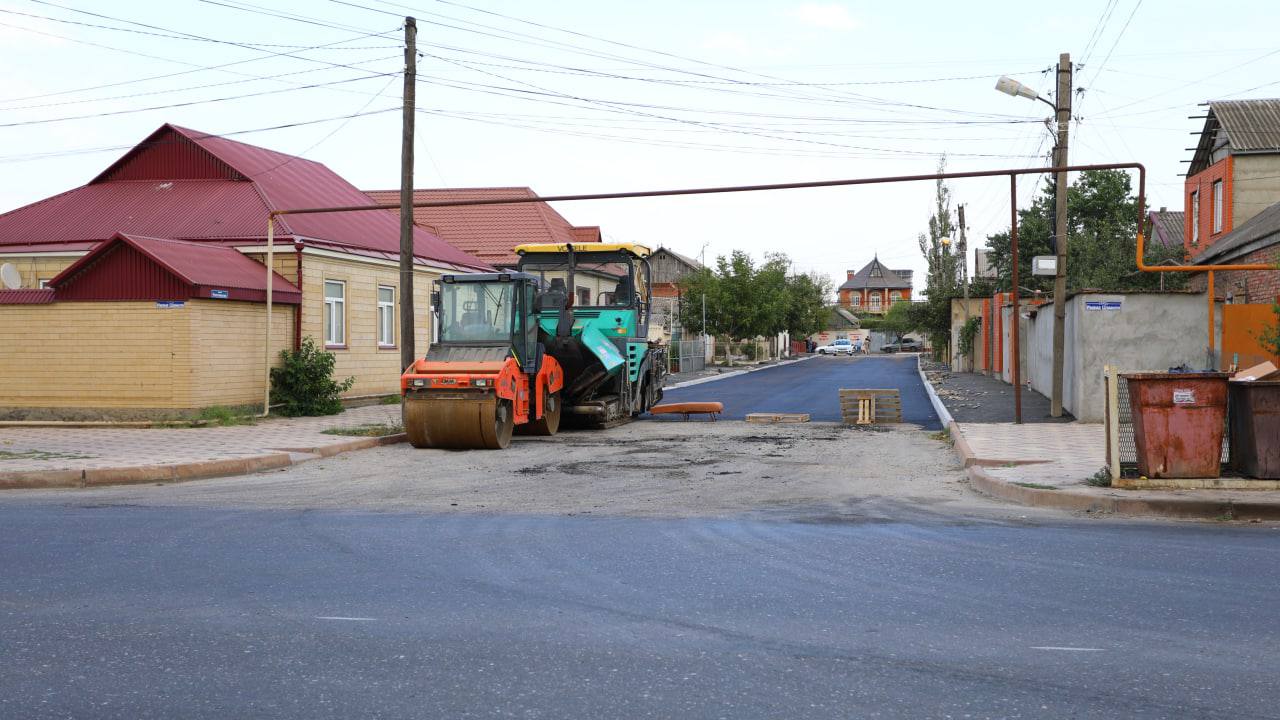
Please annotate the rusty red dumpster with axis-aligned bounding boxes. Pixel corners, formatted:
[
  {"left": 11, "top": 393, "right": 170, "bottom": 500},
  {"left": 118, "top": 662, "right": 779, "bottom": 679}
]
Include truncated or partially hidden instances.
[
  {"left": 1229, "top": 380, "right": 1280, "bottom": 479},
  {"left": 1123, "top": 372, "right": 1229, "bottom": 479}
]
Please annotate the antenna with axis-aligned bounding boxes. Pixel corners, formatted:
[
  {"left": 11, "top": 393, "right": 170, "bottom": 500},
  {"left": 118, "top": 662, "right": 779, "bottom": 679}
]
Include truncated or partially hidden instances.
[{"left": 0, "top": 263, "right": 21, "bottom": 290}]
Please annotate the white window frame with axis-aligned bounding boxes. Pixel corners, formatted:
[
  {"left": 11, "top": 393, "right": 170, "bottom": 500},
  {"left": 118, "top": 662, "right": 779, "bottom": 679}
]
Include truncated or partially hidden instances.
[
  {"left": 37, "top": 279, "right": 50, "bottom": 289},
  {"left": 890, "top": 291, "right": 902, "bottom": 304},
  {"left": 324, "top": 280, "right": 346, "bottom": 347},
  {"left": 1190, "top": 191, "right": 1199, "bottom": 245},
  {"left": 1212, "top": 180, "right": 1223, "bottom": 234},
  {"left": 850, "top": 293, "right": 861, "bottom": 307},
  {"left": 377, "top": 285, "right": 396, "bottom": 347},
  {"left": 870, "top": 293, "right": 882, "bottom": 311}
]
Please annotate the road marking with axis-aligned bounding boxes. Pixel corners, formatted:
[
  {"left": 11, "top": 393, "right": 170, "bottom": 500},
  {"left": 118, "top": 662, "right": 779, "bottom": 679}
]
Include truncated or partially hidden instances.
[
  {"left": 315, "top": 616, "right": 378, "bottom": 622},
  {"left": 1030, "top": 646, "right": 1105, "bottom": 652}
]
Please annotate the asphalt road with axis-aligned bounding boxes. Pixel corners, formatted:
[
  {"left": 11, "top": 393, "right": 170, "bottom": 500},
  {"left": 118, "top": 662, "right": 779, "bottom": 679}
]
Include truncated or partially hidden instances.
[
  {"left": 3, "top": 505, "right": 1277, "bottom": 719},
  {"left": 658, "top": 354, "right": 941, "bottom": 428}
]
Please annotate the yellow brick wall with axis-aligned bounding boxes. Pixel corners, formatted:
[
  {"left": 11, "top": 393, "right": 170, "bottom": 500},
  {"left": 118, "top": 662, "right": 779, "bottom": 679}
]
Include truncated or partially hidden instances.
[
  {"left": 3, "top": 254, "right": 81, "bottom": 289},
  {"left": 298, "top": 253, "right": 437, "bottom": 396},
  {"left": 188, "top": 300, "right": 295, "bottom": 407},
  {"left": 0, "top": 300, "right": 293, "bottom": 410},
  {"left": 243, "top": 251, "right": 300, "bottom": 286}
]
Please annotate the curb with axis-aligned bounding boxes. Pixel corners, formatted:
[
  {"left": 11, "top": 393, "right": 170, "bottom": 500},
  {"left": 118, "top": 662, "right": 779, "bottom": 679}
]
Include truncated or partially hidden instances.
[
  {"left": 917, "top": 356, "right": 954, "bottom": 428},
  {"left": 0, "top": 433, "right": 408, "bottom": 491},
  {"left": 664, "top": 355, "right": 815, "bottom": 391},
  {"left": 946, "top": 418, "right": 1280, "bottom": 521}
]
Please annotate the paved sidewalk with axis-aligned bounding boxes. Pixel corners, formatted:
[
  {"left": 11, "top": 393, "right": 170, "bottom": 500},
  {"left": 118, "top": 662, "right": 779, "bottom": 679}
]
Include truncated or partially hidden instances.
[
  {"left": 929, "top": 375, "right": 1280, "bottom": 520},
  {"left": 0, "top": 405, "right": 403, "bottom": 488}
]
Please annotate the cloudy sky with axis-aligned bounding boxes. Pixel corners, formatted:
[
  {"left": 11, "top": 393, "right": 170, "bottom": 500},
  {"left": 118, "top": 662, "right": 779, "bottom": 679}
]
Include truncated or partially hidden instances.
[{"left": 3, "top": 0, "right": 1279, "bottom": 294}]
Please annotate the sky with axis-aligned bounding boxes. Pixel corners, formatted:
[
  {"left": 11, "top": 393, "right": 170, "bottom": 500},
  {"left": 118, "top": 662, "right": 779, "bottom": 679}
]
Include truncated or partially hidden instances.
[{"left": 3, "top": 0, "right": 1280, "bottom": 297}]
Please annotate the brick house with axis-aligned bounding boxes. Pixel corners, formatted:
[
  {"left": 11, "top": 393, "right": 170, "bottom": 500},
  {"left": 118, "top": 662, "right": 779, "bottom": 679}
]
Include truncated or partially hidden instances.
[
  {"left": 0, "top": 124, "right": 488, "bottom": 418},
  {"left": 837, "top": 257, "right": 913, "bottom": 314},
  {"left": 1183, "top": 99, "right": 1280, "bottom": 302}
]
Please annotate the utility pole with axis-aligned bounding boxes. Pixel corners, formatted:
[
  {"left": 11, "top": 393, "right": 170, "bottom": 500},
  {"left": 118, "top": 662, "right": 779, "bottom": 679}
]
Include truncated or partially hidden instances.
[
  {"left": 398, "top": 17, "right": 417, "bottom": 373},
  {"left": 1049, "top": 52, "right": 1072, "bottom": 417},
  {"left": 958, "top": 203, "right": 969, "bottom": 370}
]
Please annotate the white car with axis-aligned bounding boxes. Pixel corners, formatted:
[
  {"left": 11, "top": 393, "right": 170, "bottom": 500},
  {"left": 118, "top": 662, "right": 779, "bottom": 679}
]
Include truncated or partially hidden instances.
[{"left": 816, "top": 338, "right": 855, "bottom": 355}]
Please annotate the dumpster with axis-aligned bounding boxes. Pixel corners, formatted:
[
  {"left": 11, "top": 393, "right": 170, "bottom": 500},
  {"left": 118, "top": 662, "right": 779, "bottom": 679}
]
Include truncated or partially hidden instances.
[
  {"left": 1229, "top": 380, "right": 1280, "bottom": 479},
  {"left": 1123, "top": 372, "right": 1229, "bottom": 479}
]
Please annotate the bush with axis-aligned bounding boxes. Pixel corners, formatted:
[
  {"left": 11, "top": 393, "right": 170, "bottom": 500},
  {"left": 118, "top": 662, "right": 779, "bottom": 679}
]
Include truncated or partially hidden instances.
[
  {"left": 957, "top": 317, "right": 982, "bottom": 358},
  {"left": 270, "top": 337, "right": 355, "bottom": 417},
  {"left": 741, "top": 342, "right": 758, "bottom": 360}
]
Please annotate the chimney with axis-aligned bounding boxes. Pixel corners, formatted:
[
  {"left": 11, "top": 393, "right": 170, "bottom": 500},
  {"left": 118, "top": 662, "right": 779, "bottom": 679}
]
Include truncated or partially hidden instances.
[{"left": 847, "top": 270, "right": 855, "bottom": 280}]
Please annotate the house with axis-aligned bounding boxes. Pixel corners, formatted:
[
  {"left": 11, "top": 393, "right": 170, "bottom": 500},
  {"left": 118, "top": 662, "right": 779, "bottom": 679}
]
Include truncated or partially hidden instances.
[
  {"left": 837, "top": 257, "right": 913, "bottom": 314},
  {"left": 647, "top": 246, "right": 703, "bottom": 341},
  {"left": 809, "top": 306, "right": 865, "bottom": 347},
  {"left": 1183, "top": 99, "right": 1280, "bottom": 302},
  {"left": 0, "top": 124, "right": 488, "bottom": 418},
  {"left": 1148, "top": 207, "right": 1185, "bottom": 253}
]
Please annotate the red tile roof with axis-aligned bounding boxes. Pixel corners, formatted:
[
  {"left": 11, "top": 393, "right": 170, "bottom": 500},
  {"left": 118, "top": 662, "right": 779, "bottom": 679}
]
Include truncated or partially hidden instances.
[
  {"left": 0, "top": 289, "right": 55, "bottom": 304},
  {"left": 0, "top": 124, "right": 488, "bottom": 272},
  {"left": 364, "top": 187, "right": 599, "bottom": 266},
  {"left": 49, "top": 233, "right": 301, "bottom": 304}
]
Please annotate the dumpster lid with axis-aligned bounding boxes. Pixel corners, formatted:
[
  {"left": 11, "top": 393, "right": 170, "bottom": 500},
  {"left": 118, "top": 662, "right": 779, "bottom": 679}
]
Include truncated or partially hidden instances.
[{"left": 1120, "top": 372, "right": 1230, "bottom": 380}]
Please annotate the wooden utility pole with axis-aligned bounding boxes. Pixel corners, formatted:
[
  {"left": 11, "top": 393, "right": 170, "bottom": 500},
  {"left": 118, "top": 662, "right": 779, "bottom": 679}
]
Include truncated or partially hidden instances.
[
  {"left": 1049, "top": 52, "right": 1072, "bottom": 417},
  {"left": 399, "top": 17, "right": 417, "bottom": 372},
  {"left": 958, "top": 203, "right": 969, "bottom": 370}
]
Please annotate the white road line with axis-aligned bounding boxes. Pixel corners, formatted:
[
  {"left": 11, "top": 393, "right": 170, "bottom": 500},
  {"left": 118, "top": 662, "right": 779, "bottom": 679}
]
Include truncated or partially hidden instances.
[
  {"left": 315, "top": 616, "right": 378, "bottom": 621},
  {"left": 1030, "top": 646, "right": 1105, "bottom": 652}
]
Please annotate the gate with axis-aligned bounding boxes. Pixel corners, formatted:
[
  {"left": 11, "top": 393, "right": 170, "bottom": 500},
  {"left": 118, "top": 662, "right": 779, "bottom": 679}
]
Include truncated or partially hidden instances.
[
  {"left": 669, "top": 339, "right": 706, "bottom": 374},
  {"left": 1221, "top": 303, "right": 1279, "bottom": 371}
]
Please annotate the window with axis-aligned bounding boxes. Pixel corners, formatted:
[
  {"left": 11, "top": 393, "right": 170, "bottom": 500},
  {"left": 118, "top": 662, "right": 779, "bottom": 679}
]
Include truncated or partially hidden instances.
[
  {"left": 1190, "top": 191, "right": 1199, "bottom": 245},
  {"left": 1212, "top": 180, "right": 1223, "bottom": 234},
  {"left": 37, "top": 279, "right": 50, "bottom": 289},
  {"left": 324, "top": 280, "right": 345, "bottom": 346},
  {"left": 577, "top": 286, "right": 591, "bottom": 306},
  {"left": 869, "top": 293, "right": 882, "bottom": 311},
  {"left": 890, "top": 291, "right": 902, "bottom": 304},
  {"left": 850, "top": 294, "right": 861, "bottom": 307},
  {"left": 377, "top": 285, "right": 395, "bottom": 347}
]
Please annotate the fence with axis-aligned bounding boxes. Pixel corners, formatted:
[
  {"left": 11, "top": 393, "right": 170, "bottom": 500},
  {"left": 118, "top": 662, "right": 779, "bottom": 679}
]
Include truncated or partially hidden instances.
[
  {"left": 668, "top": 339, "right": 706, "bottom": 374},
  {"left": 1103, "top": 366, "right": 1230, "bottom": 480}
]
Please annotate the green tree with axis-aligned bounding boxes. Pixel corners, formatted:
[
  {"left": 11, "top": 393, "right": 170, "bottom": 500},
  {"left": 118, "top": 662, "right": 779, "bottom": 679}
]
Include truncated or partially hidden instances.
[
  {"left": 915, "top": 157, "right": 960, "bottom": 355},
  {"left": 880, "top": 300, "right": 914, "bottom": 344},
  {"left": 984, "top": 169, "right": 1186, "bottom": 293},
  {"left": 781, "top": 271, "right": 834, "bottom": 339}
]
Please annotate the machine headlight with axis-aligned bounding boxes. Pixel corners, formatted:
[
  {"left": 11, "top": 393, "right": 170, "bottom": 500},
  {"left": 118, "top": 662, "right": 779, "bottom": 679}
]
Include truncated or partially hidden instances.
[
  {"left": 413, "top": 379, "right": 426, "bottom": 387},
  {"left": 472, "top": 379, "right": 489, "bottom": 387}
]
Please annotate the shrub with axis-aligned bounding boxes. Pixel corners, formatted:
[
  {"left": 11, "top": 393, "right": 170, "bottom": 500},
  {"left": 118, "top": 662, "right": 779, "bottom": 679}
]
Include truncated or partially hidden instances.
[
  {"left": 957, "top": 317, "right": 982, "bottom": 358},
  {"left": 270, "top": 337, "right": 355, "bottom": 417},
  {"left": 741, "top": 342, "right": 758, "bottom": 360}
]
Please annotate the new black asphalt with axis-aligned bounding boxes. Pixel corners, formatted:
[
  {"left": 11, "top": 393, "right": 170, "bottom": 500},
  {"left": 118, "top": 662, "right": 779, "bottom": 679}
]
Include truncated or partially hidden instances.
[
  {"left": 2, "top": 505, "right": 1277, "bottom": 719},
  {"left": 657, "top": 354, "right": 941, "bottom": 429}
]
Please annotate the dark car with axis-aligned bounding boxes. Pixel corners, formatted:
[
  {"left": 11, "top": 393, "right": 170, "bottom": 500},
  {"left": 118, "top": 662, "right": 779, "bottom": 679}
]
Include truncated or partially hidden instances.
[{"left": 881, "top": 338, "right": 924, "bottom": 353}]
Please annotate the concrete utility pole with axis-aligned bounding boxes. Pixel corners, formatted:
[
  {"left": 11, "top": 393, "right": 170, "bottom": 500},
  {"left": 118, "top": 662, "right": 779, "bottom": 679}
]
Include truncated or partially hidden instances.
[
  {"left": 958, "top": 203, "right": 969, "bottom": 370},
  {"left": 399, "top": 17, "right": 417, "bottom": 373},
  {"left": 1049, "top": 53, "right": 1072, "bottom": 417}
]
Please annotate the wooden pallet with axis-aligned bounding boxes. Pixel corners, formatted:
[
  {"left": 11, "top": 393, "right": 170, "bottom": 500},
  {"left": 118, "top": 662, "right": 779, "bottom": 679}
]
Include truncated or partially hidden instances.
[
  {"left": 745, "top": 412, "right": 810, "bottom": 424},
  {"left": 839, "top": 389, "right": 902, "bottom": 424}
]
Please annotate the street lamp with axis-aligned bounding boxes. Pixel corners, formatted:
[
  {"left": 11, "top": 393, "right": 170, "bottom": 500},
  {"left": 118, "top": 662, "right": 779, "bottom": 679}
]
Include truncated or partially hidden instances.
[{"left": 995, "top": 56, "right": 1072, "bottom": 418}]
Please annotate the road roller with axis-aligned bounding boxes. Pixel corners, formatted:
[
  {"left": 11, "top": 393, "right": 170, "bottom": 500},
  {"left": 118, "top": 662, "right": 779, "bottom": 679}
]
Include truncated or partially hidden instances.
[
  {"left": 514, "top": 242, "right": 666, "bottom": 428},
  {"left": 401, "top": 271, "right": 565, "bottom": 449}
]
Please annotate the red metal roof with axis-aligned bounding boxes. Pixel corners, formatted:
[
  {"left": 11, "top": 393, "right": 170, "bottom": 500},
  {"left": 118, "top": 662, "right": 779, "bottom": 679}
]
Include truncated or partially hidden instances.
[
  {"left": 0, "top": 289, "right": 55, "bottom": 304},
  {"left": 0, "top": 124, "right": 489, "bottom": 271},
  {"left": 364, "top": 187, "right": 599, "bottom": 266},
  {"left": 50, "top": 233, "right": 301, "bottom": 304}
]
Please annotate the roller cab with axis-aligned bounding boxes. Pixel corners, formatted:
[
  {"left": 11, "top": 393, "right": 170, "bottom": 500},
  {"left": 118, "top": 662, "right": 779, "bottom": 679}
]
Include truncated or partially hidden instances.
[{"left": 401, "top": 272, "right": 563, "bottom": 449}]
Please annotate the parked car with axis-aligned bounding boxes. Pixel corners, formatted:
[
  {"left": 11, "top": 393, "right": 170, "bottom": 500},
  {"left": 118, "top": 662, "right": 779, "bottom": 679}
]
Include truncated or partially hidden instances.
[
  {"left": 816, "top": 338, "right": 855, "bottom": 355},
  {"left": 881, "top": 338, "right": 924, "bottom": 353}
]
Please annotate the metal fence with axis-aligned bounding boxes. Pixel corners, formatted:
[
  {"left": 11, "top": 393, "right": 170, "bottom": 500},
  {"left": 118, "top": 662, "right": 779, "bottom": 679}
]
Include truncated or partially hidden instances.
[
  {"left": 1105, "top": 371, "right": 1230, "bottom": 478},
  {"left": 668, "top": 339, "right": 706, "bottom": 374}
]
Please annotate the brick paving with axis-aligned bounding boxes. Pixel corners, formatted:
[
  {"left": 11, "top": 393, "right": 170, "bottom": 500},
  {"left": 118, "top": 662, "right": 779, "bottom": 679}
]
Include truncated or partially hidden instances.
[
  {"left": 0, "top": 405, "right": 400, "bottom": 473},
  {"left": 956, "top": 422, "right": 1106, "bottom": 487}
]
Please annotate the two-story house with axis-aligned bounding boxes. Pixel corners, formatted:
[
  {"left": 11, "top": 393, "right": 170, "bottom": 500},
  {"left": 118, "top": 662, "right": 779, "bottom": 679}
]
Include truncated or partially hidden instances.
[
  {"left": 1183, "top": 99, "right": 1280, "bottom": 304},
  {"left": 837, "top": 257, "right": 912, "bottom": 314}
]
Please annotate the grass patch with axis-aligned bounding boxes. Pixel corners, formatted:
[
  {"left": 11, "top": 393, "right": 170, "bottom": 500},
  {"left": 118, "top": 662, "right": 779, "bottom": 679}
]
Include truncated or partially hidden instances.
[
  {"left": 195, "top": 406, "right": 256, "bottom": 427},
  {"left": 321, "top": 423, "right": 404, "bottom": 437},
  {"left": 380, "top": 395, "right": 403, "bottom": 405},
  {"left": 0, "top": 449, "right": 96, "bottom": 461},
  {"left": 1087, "top": 467, "right": 1113, "bottom": 487},
  {"left": 928, "top": 428, "right": 952, "bottom": 444},
  {"left": 1011, "top": 481, "right": 1057, "bottom": 490}
]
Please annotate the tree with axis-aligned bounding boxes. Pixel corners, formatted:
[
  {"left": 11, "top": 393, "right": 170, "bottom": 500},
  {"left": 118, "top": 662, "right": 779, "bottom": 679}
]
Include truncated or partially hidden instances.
[
  {"left": 984, "top": 169, "right": 1186, "bottom": 293},
  {"left": 781, "top": 271, "right": 834, "bottom": 339},
  {"left": 915, "top": 157, "right": 960, "bottom": 355},
  {"left": 880, "top": 300, "right": 914, "bottom": 344}
]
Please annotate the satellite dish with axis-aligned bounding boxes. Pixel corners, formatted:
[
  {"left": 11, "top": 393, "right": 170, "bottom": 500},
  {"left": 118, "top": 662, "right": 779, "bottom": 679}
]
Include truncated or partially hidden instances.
[{"left": 0, "top": 263, "right": 21, "bottom": 290}]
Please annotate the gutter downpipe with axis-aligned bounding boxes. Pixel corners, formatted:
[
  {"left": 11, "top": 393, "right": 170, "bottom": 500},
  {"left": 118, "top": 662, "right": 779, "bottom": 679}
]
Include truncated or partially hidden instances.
[
  {"left": 263, "top": 214, "right": 275, "bottom": 417},
  {"left": 294, "top": 240, "right": 304, "bottom": 352}
]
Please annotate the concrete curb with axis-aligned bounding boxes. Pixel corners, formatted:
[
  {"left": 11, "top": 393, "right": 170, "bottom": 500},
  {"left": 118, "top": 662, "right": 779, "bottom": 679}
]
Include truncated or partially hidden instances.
[
  {"left": 917, "top": 356, "right": 954, "bottom": 428},
  {"left": 946, "top": 419, "right": 1280, "bottom": 520},
  {"left": 664, "top": 355, "right": 816, "bottom": 391},
  {"left": 0, "top": 433, "right": 408, "bottom": 491}
]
